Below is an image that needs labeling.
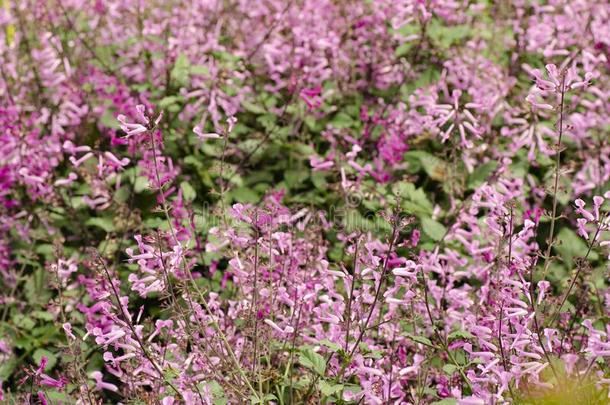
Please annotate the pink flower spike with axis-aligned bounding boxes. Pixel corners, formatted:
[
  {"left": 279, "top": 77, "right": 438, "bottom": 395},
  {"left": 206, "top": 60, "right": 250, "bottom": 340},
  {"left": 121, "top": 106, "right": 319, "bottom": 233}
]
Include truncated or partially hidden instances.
[
  {"left": 117, "top": 114, "right": 147, "bottom": 137},
  {"left": 576, "top": 218, "right": 589, "bottom": 239},
  {"left": 40, "top": 374, "right": 66, "bottom": 389},
  {"left": 574, "top": 199, "right": 595, "bottom": 221},
  {"left": 135, "top": 104, "right": 149, "bottom": 125},
  {"left": 526, "top": 94, "right": 553, "bottom": 110},
  {"left": 54, "top": 172, "right": 78, "bottom": 187},
  {"left": 62, "top": 323, "right": 76, "bottom": 340},
  {"left": 36, "top": 356, "right": 48, "bottom": 375},
  {"left": 227, "top": 116, "right": 237, "bottom": 133},
  {"left": 264, "top": 319, "right": 291, "bottom": 334},
  {"left": 194, "top": 126, "right": 221, "bottom": 140},
  {"left": 154, "top": 111, "right": 164, "bottom": 126},
  {"left": 545, "top": 64, "right": 561, "bottom": 86},
  {"left": 90, "top": 371, "right": 119, "bottom": 392},
  {"left": 69, "top": 152, "right": 94, "bottom": 168},
  {"left": 103, "top": 152, "right": 130, "bottom": 167}
]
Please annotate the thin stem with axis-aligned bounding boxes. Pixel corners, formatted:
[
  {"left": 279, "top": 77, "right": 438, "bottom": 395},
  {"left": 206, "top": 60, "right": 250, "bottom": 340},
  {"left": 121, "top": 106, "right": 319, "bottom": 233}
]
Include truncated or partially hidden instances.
[
  {"left": 548, "top": 215, "right": 605, "bottom": 327},
  {"left": 251, "top": 222, "right": 263, "bottom": 399},
  {"left": 419, "top": 266, "right": 473, "bottom": 392},
  {"left": 540, "top": 72, "right": 567, "bottom": 281},
  {"left": 335, "top": 219, "right": 400, "bottom": 385},
  {"left": 94, "top": 252, "right": 184, "bottom": 400},
  {"left": 344, "top": 235, "right": 360, "bottom": 352},
  {"left": 147, "top": 128, "right": 260, "bottom": 401}
]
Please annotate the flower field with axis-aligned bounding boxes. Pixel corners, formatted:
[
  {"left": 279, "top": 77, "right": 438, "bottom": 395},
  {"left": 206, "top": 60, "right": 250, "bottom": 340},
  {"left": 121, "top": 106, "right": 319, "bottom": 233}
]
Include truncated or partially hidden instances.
[{"left": 0, "top": 1, "right": 609, "bottom": 404}]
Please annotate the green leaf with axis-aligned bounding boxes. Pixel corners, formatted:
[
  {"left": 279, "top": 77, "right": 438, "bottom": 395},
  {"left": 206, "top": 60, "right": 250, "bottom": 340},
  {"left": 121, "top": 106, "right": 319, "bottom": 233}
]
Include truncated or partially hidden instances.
[
  {"left": 284, "top": 169, "right": 308, "bottom": 189},
  {"left": 442, "top": 364, "right": 458, "bottom": 375},
  {"left": 448, "top": 330, "right": 474, "bottom": 341},
  {"left": 242, "top": 100, "right": 267, "bottom": 114},
  {"left": 35, "top": 244, "right": 55, "bottom": 258},
  {"left": 318, "top": 339, "right": 342, "bottom": 352},
  {"left": 85, "top": 217, "right": 115, "bottom": 233},
  {"left": 250, "top": 394, "right": 277, "bottom": 404},
  {"left": 331, "top": 112, "right": 355, "bottom": 129},
  {"left": 393, "top": 182, "right": 433, "bottom": 215},
  {"left": 190, "top": 65, "right": 209, "bottom": 76},
  {"left": 158, "top": 96, "right": 181, "bottom": 109},
  {"left": 180, "top": 181, "right": 197, "bottom": 202},
  {"left": 33, "top": 349, "right": 57, "bottom": 371},
  {"left": 467, "top": 161, "right": 497, "bottom": 189},
  {"left": 555, "top": 228, "right": 598, "bottom": 264},
  {"left": 420, "top": 217, "right": 447, "bottom": 241},
  {"left": 404, "top": 151, "right": 448, "bottom": 181},
  {"left": 13, "top": 314, "right": 36, "bottom": 330},
  {"left": 24, "top": 269, "right": 52, "bottom": 304},
  {"left": 311, "top": 171, "right": 327, "bottom": 190},
  {"left": 395, "top": 42, "right": 414, "bottom": 57},
  {"left": 427, "top": 18, "right": 473, "bottom": 49},
  {"left": 299, "top": 347, "right": 326, "bottom": 375},
  {"left": 100, "top": 110, "right": 120, "bottom": 130},
  {"left": 0, "top": 355, "right": 17, "bottom": 380},
  {"left": 206, "top": 381, "right": 227, "bottom": 405},
  {"left": 113, "top": 186, "right": 130, "bottom": 203},
  {"left": 319, "top": 380, "right": 344, "bottom": 397},
  {"left": 394, "top": 23, "right": 420, "bottom": 37},
  {"left": 134, "top": 176, "right": 150, "bottom": 193},
  {"left": 31, "top": 311, "right": 54, "bottom": 321},
  {"left": 404, "top": 333, "right": 434, "bottom": 347},
  {"left": 430, "top": 399, "right": 458, "bottom": 405},
  {"left": 231, "top": 187, "right": 259, "bottom": 203},
  {"left": 171, "top": 53, "right": 190, "bottom": 86}
]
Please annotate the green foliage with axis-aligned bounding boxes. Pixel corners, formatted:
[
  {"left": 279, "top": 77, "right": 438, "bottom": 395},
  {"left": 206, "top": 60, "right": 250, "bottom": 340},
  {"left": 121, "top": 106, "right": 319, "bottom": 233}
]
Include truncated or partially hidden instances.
[{"left": 298, "top": 347, "right": 326, "bottom": 376}]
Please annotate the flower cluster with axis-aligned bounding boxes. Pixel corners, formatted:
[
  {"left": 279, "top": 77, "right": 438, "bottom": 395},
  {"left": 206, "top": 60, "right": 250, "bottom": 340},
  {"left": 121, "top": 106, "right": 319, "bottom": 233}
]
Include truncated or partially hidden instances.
[{"left": 0, "top": 0, "right": 609, "bottom": 404}]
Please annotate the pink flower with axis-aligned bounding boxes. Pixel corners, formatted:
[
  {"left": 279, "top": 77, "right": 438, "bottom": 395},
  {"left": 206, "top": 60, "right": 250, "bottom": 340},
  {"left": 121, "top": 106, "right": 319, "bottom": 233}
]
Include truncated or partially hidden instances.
[
  {"left": 90, "top": 371, "right": 119, "bottom": 392},
  {"left": 193, "top": 125, "right": 221, "bottom": 140}
]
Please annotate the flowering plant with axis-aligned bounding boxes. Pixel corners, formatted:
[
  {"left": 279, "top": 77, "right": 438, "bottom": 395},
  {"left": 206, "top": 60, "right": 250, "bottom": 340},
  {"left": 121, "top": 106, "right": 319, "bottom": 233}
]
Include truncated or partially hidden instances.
[{"left": 0, "top": 0, "right": 609, "bottom": 404}]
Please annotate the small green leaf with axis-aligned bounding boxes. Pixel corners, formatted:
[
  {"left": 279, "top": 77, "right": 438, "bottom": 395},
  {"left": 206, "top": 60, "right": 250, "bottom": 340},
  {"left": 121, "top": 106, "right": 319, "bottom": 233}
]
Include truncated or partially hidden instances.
[
  {"left": 0, "top": 355, "right": 17, "bottom": 381},
  {"left": 420, "top": 217, "right": 447, "bottom": 241},
  {"left": 393, "top": 182, "right": 433, "bottom": 215},
  {"left": 404, "top": 151, "right": 448, "bottom": 181},
  {"left": 430, "top": 399, "right": 458, "bottom": 405},
  {"left": 242, "top": 101, "right": 266, "bottom": 114},
  {"left": 134, "top": 176, "right": 150, "bottom": 193},
  {"left": 31, "top": 311, "right": 54, "bottom": 321},
  {"left": 171, "top": 53, "right": 190, "bottom": 86},
  {"left": 555, "top": 228, "right": 598, "bottom": 264},
  {"left": 158, "top": 96, "right": 181, "bottom": 109},
  {"left": 85, "top": 217, "right": 115, "bottom": 233},
  {"left": 285, "top": 169, "right": 308, "bottom": 188},
  {"left": 404, "top": 333, "right": 434, "bottom": 347},
  {"left": 442, "top": 364, "right": 458, "bottom": 375},
  {"left": 318, "top": 339, "right": 342, "bottom": 352},
  {"left": 319, "top": 380, "right": 344, "bottom": 397},
  {"left": 13, "top": 314, "right": 36, "bottom": 330},
  {"left": 395, "top": 42, "right": 414, "bottom": 57},
  {"left": 311, "top": 171, "right": 327, "bottom": 190},
  {"left": 331, "top": 112, "right": 355, "bottom": 129},
  {"left": 448, "top": 330, "right": 474, "bottom": 341},
  {"left": 231, "top": 187, "right": 259, "bottom": 203},
  {"left": 180, "top": 181, "right": 197, "bottom": 202},
  {"left": 467, "top": 161, "right": 497, "bottom": 189},
  {"left": 299, "top": 348, "right": 326, "bottom": 375},
  {"left": 33, "top": 349, "right": 57, "bottom": 371},
  {"left": 100, "top": 110, "right": 120, "bottom": 130},
  {"left": 206, "top": 381, "right": 227, "bottom": 405},
  {"left": 190, "top": 65, "right": 209, "bottom": 76}
]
